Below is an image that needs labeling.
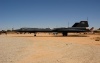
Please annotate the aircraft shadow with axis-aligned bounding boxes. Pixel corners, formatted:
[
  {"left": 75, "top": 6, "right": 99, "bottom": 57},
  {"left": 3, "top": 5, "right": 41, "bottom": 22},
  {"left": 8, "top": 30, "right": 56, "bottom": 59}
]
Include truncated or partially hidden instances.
[
  {"left": 67, "top": 35, "right": 89, "bottom": 37},
  {"left": 12, "top": 35, "right": 89, "bottom": 37}
]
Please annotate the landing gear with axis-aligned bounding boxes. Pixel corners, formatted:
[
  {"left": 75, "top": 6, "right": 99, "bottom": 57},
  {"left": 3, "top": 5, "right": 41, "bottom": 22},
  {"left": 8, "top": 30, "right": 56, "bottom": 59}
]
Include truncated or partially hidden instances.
[
  {"left": 34, "top": 35, "right": 36, "bottom": 36},
  {"left": 34, "top": 33, "right": 36, "bottom": 36},
  {"left": 62, "top": 32, "right": 68, "bottom": 36}
]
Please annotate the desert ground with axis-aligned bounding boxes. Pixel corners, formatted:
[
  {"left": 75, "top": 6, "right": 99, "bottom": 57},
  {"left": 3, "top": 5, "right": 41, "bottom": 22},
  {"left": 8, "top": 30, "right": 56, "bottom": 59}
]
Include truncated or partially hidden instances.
[{"left": 0, "top": 33, "right": 100, "bottom": 63}]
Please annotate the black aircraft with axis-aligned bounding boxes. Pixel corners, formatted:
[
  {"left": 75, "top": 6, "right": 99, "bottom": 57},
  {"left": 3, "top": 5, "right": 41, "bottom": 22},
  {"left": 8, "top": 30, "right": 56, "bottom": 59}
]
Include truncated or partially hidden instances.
[{"left": 14, "top": 21, "right": 91, "bottom": 36}]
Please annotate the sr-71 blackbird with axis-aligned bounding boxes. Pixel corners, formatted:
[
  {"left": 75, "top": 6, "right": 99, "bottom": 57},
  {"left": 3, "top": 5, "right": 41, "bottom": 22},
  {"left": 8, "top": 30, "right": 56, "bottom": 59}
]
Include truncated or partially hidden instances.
[{"left": 14, "top": 21, "right": 93, "bottom": 36}]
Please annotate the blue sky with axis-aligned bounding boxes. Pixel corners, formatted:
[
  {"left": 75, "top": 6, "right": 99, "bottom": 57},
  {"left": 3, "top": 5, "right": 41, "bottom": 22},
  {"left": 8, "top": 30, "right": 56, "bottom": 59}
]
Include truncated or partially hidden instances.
[{"left": 0, "top": 0, "right": 100, "bottom": 30}]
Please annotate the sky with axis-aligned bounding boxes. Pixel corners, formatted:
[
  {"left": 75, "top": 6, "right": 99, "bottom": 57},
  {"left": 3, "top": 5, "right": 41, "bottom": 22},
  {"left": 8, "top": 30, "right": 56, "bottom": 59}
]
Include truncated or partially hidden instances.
[{"left": 0, "top": 0, "right": 100, "bottom": 30}]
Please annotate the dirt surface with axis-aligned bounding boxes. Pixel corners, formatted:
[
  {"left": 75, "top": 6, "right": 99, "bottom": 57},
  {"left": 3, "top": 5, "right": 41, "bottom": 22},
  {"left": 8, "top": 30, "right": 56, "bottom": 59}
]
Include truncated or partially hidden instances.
[{"left": 0, "top": 33, "right": 100, "bottom": 63}]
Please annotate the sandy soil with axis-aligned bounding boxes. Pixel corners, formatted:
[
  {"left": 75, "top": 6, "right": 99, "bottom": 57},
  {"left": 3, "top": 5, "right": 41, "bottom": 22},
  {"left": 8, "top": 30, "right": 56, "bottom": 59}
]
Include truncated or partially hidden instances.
[{"left": 0, "top": 33, "right": 100, "bottom": 63}]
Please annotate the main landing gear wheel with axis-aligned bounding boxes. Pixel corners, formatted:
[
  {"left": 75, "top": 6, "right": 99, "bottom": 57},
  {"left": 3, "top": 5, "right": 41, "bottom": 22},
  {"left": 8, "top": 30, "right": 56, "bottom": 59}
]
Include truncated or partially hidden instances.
[
  {"left": 62, "top": 32, "right": 68, "bottom": 36},
  {"left": 34, "top": 33, "right": 36, "bottom": 36}
]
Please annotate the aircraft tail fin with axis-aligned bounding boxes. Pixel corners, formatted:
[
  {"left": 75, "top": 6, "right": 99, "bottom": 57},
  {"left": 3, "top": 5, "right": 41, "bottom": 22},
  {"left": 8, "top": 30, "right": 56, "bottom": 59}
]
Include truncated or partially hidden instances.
[{"left": 72, "top": 21, "right": 89, "bottom": 27}]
